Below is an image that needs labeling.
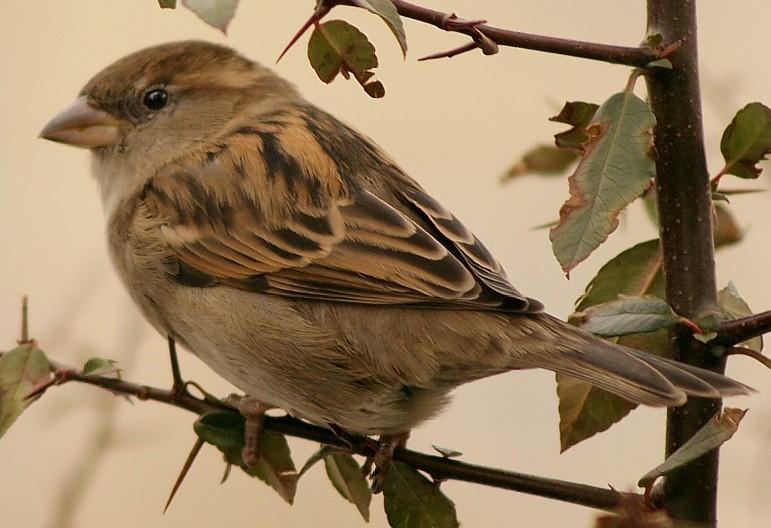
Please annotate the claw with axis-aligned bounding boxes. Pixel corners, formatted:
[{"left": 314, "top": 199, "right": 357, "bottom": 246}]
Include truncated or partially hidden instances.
[
  {"left": 363, "top": 432, "right": 410, "bottom": 493},
  {"left": 329, "top": 424, "right": 378, "bottom": 455}
]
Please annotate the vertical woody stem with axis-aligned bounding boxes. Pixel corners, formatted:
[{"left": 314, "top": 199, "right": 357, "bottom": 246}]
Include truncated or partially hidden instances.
[{"left": 645, "top": 1, "right": 723, "bottom": 524}]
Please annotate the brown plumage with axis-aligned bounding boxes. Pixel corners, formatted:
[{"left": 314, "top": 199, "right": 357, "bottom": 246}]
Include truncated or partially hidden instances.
[{"left": 40, "top": 41, "right": 750, "bottom": 438}]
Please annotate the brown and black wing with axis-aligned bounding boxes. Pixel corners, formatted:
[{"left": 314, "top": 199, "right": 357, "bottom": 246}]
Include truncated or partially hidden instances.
[{"left": 142, "top": 106, "right": 541, "bottom": 312}]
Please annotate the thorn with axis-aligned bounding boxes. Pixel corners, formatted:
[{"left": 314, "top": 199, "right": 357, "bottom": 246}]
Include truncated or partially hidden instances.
[
  {"left": 439, "top": 13, "right": 487, "bottom": 32},
  {"left": 657, "top": 40, "right": 682, "bottom": 59},
  {"left": 220, "top": 463, "right": 233, "bottom": 484},
  {"left": 276, "top": 3, "right": 331, "bottom": 63},
  {"left": 20, "top": 295, "right": 29, "bottom": 344},
  {"left": 420, "top": 14, "right": 497, "bottom": 61},
  {"left": 418, "top": 42, "right": 478, "bottom": 62},
  {"left": 164, "top": 437, "right": 205, "bottom": 513},
  {"left": 17, "top": 296, "right": 35, "bottom": 346}
]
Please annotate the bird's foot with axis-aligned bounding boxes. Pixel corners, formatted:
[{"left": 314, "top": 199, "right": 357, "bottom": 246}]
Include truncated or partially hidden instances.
[
  {"left": 329, "top": 424, "right": 379, "bottom": 453},
  {"left": 225, "top": 394, "right": 274, "bottom": 468},
  {"left": 362, "top": 431, "right": 410, "bottom": 493}
]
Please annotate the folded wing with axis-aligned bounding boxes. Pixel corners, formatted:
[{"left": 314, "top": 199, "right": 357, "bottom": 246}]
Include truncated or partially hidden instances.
[{"left": 140, "top": 107, "right": 540, "bottom": 312}]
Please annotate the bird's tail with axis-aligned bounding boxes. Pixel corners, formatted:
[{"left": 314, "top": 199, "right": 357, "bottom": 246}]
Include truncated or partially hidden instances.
[{"left": 515, "top": 313, "right": 753, "bottom": 406}]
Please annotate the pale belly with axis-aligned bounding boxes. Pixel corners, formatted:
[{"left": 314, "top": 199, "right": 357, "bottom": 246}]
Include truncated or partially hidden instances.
[
  {"left": 124, "top": 269, "right": 458, "bottom": 435},
  {"left": 108, "top": 216, "right": 509, "bottom": 435}
]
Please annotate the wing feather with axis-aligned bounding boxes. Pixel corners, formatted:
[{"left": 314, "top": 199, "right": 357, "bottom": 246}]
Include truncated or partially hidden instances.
[{"left": 141, "top": 106, "right": 541, "bottom": 312}]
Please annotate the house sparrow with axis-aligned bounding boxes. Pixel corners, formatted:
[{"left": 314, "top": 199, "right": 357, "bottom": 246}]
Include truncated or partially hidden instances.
[{"left": 40, "top": 41, "right": 749, "bottom": 467}]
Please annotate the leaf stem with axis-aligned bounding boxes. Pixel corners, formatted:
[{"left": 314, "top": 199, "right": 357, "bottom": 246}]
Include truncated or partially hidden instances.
[
  {"left": 724, "top": 346, "right": 771, "bottom": 370},
  {"left": 636, "top": 250, "right": 663, "bottom": 296},
  {"left": 625, "top": 69, "right": 646, "bottom": 93}
]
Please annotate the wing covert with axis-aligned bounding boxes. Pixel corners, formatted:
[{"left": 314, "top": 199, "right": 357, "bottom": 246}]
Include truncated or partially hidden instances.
[{"left": 141, "top": 107, "right": 542, "bottom": 312}]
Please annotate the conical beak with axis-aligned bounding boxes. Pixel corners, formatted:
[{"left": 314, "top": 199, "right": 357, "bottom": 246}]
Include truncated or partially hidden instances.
[{"left": 39, "top": 96, "right": 121, "bottom": 148}]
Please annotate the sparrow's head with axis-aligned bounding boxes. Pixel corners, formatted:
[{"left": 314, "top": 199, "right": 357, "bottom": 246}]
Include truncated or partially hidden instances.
[{"left": 40, "top": 41, "right": 297, "bottom": 161}]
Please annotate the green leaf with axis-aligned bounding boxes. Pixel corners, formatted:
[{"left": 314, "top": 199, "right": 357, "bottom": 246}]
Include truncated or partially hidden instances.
[
  {"left": 645, "top": 58, "right": 673, "bottom": 70},
  {"left": 0, "top": 345, "right": 52, "bottom": 438},
  {"left": 642, "top": 33, "right": 663, "bottom": 48},
  {"left": 641, "top": 189, "right": 658, "bottom": 227},
  {"left": 718, "top": 282, "right": 763, "bottom": 352},
  {"left": 182, "top": 0, "right": 239, "bottom": 33},
  {"left": 573, "top": 240, "right": 663, "bottom": 310},
  {"left": 158, "top": 0, "right": 177, "bottom": 8},
  {"left": 194, "top": 411, "right": 243, "bottom": 449},
  {"left": 594, "top": 496, "right": 674, "bottom": 528},
  {"left": 194, "top": 412, "right": 298, "bottom": 503},
  {"left": 299, "top": 444, "right": 336, "bottom": 477},
  {"left": 324, "top": 452, "right": 372, "bottom": 521},
  {"left": 308, "top": 20, "right": 385, "bottom": 98},
  {"left": 550, "top": 92, "right": 656, "bottom": 274},
  {"left": 383, "top": 462, "right": 459, "bottom": 528},
  {"left": 719, "top": 102, "right": 771, "bottom": 179},
  {"left": 550, "top": 101, "right": 600, "bottom": 150},
  {"left": 352, "top": 0, "right": 407, "bottom": 57},
  {"left": 298, "top": 445, "right": 371, "bottom": 519},
  {"left": 551, "top": 101, "right": 600, "bottom": 128},
  {"left": 559, "top": 240, "right": 666, "bottom": 451},
  {"left": 693, "top": 332, "right": 718, "bottom": 344},
  {"left": 82, "top": 356, "right": 120, "bottom": 376},
  {"left": 713, "top": 203, "right": 743, "bottom": 248},
  {"left": 501, "top": 144, "right": 578, "bottom": 181},
  {"left": 557, "top": 374, "right": 638, "bottom": 453},
  {"left": 638, "top": 408, "right": 747, "bottom": 489},
  {"left": 574, "top": 296, "right": 679, "bottom": 337}
]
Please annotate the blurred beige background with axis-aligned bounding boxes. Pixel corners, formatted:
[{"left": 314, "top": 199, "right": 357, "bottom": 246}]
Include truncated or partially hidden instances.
[{"left": 1, "top": 1, "right": 769, "bottom": 527}]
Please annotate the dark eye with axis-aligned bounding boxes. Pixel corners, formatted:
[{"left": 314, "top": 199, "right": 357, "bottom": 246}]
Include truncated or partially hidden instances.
[{"left": 142, "top": 88, "right": 168, "bottom": 110}]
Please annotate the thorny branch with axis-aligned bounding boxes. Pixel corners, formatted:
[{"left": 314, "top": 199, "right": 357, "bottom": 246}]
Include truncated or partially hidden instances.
[
  {"left": 716, "top": 310, "right": 771, "bottom": 347},
  {"left": 331, "top": 0, "right": 668, "bottom": 66},
  {"left": 8, "top": 350, "right": 631, "bottom": 512}
]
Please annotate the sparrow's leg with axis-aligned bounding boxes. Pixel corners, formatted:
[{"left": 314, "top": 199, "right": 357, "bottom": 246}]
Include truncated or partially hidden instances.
[
  {"left": 363, "top": 431, "right": 411, "bottom": 493},
  {"left": 167, "top": 335, "right": 185, "bottom": 396},
  {"left": 229, "top": 395, "right": 274, "bottom": 467}
]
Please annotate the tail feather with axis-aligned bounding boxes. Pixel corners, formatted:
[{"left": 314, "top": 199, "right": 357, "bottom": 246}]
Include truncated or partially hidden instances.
[
  {"left": 631, "top": 350, "right": 752, "bottom": 397},
  {"left": 520, "top": 314, "right": 754, "bottom": 407}
]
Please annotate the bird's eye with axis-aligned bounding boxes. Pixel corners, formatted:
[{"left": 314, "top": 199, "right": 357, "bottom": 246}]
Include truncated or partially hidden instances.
[{"left": 142, "top": 88, "right": 168, "bottom": 111}]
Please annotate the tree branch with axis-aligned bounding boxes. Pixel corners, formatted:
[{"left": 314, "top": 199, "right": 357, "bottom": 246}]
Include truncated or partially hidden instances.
[
  {"left": 334, "top": 0, "right": 661, "bottom": 66},
  {"left": 23, "top": 354, "right": 631, "bottom": 512},
  {"left": 645, "top": 2, "right": 724, "bottom": 525},
  {"left": 716, "top": 310, "right": 771, "bottom": 346}
]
